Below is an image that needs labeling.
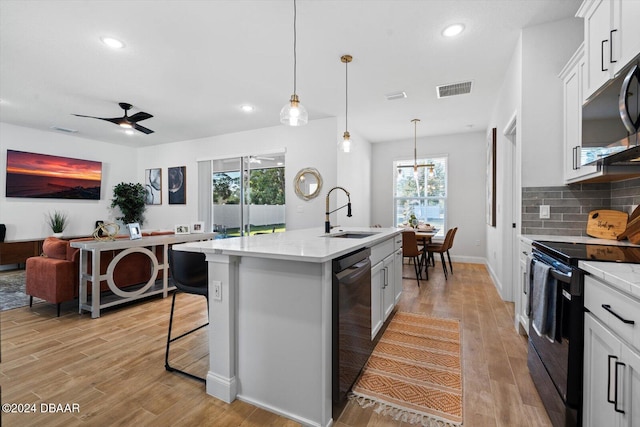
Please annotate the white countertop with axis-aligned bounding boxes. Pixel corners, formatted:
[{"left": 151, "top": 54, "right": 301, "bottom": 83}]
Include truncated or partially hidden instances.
[
  {"left": 579, "top": 260, "right": 640, "bottom": 299},
  {"left": 520, "top": 234, "right": 640, "bottom": 247},
  {"left": 172, "top": 227, "right": 401, "bottom": 263}
]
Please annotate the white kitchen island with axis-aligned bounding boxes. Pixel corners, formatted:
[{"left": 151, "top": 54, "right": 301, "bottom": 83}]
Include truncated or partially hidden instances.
[{"left": 172, "top": 227, "right": 401, "bottom": 427}]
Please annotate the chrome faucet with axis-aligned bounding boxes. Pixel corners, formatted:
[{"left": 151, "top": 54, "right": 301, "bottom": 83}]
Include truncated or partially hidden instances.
[{"left": 325, "top": 186, "right": 352, "bottom": 233}]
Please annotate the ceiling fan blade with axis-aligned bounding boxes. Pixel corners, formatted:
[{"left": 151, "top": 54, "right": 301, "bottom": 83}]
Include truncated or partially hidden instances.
[
  {"left": 134, "top": 123, "right": 154, "bottom": 134},
  {"left": 73, "top": 114, "right": 125, "bottom": 124},
  {"left": 128, "top": 111, "right": 153, "bottom": 122}
]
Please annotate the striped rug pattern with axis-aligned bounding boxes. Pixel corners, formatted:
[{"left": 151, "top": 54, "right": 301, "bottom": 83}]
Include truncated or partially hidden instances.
[{"left": 351, "top": 312, "right": 463, "bottom": 426}]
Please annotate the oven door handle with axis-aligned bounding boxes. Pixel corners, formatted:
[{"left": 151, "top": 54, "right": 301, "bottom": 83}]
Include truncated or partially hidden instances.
[{"left": 549, "top": 268, "right": 571, "bottom": 284}]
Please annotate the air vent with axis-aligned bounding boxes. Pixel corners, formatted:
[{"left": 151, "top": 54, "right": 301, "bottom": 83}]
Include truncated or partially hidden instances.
[
  {"left": 50, "top": 126, "right": 78, "bottom": 133},
  {"left": 436, "top": 81, "right": 472, "bottom": 98},
  {"left": 385, "top": 91, "right": 407, "bottom": 101}
]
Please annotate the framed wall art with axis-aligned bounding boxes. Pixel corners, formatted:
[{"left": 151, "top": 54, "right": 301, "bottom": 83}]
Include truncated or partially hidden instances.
[
  {"left": 145, "top": 168, "right": 162, "bottom": 205},
  {"left": 6, "top": 150, "right": 102, "bottom": 199},
  {"left": 486, "top": 127, "right": 497, "bottom": 227},
  {"left": 168, "top": 166, "right": 186, "bottom": 205}
]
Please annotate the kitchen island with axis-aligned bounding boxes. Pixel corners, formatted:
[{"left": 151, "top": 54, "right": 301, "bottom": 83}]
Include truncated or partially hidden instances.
[{"left": 172, "top": 227, "right": 401, "bottom": 427}]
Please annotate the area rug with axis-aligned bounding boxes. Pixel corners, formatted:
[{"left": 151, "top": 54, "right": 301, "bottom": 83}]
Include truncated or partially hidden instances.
[
  {"left": 350, "top": 312, "right": 463, "bottom": 426},
  {"left": 0, "top": 270, "right": 42, "bottom": 311}
]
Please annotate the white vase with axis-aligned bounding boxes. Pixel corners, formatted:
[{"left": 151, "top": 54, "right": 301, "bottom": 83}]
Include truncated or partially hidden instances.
[{"left": 52, "top": 232, "right": 63, "bottom": 238}]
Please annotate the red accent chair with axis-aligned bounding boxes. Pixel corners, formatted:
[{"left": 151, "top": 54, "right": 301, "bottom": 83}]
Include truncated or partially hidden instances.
[{"left": 26, "top": 237, "right": 79, "bottom": 316}]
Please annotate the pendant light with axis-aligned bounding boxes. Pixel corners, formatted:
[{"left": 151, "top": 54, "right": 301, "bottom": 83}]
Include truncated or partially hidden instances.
[
  {"left": 398, "top": 119, "right": 435, "bottom": 178},
  {"left": 280, "top": 0, "right": 308, "bottom": 126},
  {"left": 340, "top": 54, "right": 353, "bottom": 153}
]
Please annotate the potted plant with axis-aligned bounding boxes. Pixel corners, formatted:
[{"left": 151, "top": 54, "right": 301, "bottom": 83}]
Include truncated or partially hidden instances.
[
  {"left": 111, "top": 182, "right": 147, "bottom": 226},
  {"left": 46, "top": 210, "right": 68, "bottom": 237}
]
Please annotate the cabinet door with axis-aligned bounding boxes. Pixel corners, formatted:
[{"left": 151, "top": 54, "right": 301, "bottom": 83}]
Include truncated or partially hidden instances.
[
  {"left": 583, "top": 0, "right": 614, "bottom": 99},
  {"left": 371, "top": 261, "right": 384, "bottom": 339},
  {"left": 561, "top": 46, "right": 598, "bottom": 183},
  {"left": 382, "top": 254, "right": 395, "bottom": 320},
  {"left": 612, "top": 0, "right": 640, "bottom": 76},
  {"left": 393, "top": 248, "right": 403, "bottom": 304},
  {"left": 584, "top": 313, "right": 623, "bottom": 427},
  {"left": 620, "top": 344, "right": 640, "bottom": 427}
]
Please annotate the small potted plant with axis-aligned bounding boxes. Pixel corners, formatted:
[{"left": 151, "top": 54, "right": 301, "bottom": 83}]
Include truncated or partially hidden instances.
[
  {"left": 46, "top": 210, "right": 68, "bottom": 237},
  {"left": 111, "top": 182, "right": 147, "bottom": 226}
]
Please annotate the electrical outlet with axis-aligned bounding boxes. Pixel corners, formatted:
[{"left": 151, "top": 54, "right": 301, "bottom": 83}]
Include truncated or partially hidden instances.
[
  {"left": 539, "top": 205, "right": 550, "bottom": 219},
  {"left": 213, "top": 281, "right": 222, "bottom": 301}
]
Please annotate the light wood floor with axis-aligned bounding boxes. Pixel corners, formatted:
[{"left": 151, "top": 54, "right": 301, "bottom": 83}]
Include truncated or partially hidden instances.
[{"left": 0, "top": 262, "right": 551, "bottom": 427}]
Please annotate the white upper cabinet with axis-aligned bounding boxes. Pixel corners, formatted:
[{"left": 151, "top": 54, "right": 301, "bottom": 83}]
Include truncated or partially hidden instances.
[
  {"left": 578, "top": 0, "right": 640, "bottom": 101},
  {"left": 560, "top": 44, "right": 599, "bottom": 183}
]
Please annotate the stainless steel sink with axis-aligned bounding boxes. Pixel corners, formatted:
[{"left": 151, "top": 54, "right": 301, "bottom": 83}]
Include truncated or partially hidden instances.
[{"left": 325, "top": 232, "right": 378, "bottom": 239}]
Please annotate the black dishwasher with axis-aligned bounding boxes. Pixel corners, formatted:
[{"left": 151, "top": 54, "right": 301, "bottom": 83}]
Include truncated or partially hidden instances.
[{"left": 332, "top": 247, "right": 372, "bottom": 409}]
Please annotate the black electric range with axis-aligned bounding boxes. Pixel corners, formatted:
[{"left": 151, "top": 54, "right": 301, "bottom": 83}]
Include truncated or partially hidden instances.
[{"left": 533, "top": 240, "right": 640, "bottom": 266}]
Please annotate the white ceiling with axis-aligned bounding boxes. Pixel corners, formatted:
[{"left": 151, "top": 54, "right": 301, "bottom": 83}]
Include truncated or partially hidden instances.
[{"left": 0, "top": 0, "right": 581, "bottom": 148}]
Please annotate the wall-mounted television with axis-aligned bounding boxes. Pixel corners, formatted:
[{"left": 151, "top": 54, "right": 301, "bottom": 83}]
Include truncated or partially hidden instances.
[{"left": 6, "top": 150, "right": 102, "bottom": 199}]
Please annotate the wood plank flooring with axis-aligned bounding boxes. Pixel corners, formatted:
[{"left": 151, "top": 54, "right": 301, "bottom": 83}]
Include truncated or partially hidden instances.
[{"left": 0, "top": 262, "right": 551, "bottom": 426}]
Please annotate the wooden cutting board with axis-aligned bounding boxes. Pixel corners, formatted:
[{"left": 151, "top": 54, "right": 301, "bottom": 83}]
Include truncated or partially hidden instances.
[{"left": 586, "top": 210, "right": 629, "bottom": 239}]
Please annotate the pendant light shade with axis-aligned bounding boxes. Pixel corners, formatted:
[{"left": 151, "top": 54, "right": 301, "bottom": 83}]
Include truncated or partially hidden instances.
[
  {"left": 340, "top": 54, "right": 353, "bottom": 153},
  {"left": 281, "top": 0, "right": 308, "bottom": 127}
]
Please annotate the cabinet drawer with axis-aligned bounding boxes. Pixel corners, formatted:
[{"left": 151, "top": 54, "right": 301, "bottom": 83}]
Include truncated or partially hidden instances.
[
  {"left": 394, "top": 234, "right": 403, "bottom": 251},
  {"left": 371, "top": 237, "right": 394, "bottom": 266},
  {"left": 585, "top": 275, "right": 640, "bottom": 350}
]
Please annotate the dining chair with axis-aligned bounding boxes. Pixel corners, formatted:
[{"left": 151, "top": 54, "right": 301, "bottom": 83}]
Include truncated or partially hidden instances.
[
  {"left": 165, "top": 247, "right": 209, "bottom": 383},
  {"left": 402, "top": 230, "right": 427, "bottom": 286},
  {"left": 425, "top": 227, "right": 457, "bottom": 280}
]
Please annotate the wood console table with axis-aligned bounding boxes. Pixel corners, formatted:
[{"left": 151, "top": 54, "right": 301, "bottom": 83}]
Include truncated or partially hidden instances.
[
  {"left": 71, "top": 233, "right": 215, "bottom": 318},
  {"left": 0, "top": 239, "right": 43, "bottom": 267}
]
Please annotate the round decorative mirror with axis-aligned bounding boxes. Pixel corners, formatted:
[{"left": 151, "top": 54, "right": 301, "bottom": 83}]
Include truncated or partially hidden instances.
[{"left": 294, "top": 168, "right": 323, "bottom": 200}]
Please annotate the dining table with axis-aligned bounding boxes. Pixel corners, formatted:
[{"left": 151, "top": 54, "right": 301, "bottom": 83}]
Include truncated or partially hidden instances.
[{"left": 413, "top": 229, "right": 438, "bottom": 268}]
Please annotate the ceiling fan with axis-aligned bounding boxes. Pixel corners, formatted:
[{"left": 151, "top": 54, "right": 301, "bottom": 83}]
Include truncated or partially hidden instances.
[{"left": 73, "top": 102, "right": 154, "bottom": 134}]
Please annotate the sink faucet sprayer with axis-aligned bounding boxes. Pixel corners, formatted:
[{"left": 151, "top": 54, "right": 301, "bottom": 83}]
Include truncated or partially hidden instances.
[{"left": 325, "top": 186, "right": 352, "bottom": 233}]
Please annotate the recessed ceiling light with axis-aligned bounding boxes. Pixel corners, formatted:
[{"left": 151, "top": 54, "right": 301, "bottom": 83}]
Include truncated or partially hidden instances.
[
  {"left": 100, "top": 36, "right": 125, "bottom": 49},
  {"left": 241, "top": 105, "right": 254, "bottom": 112},
  {"left": 442, "top": 24, "right": 465, "bottom": 38}
]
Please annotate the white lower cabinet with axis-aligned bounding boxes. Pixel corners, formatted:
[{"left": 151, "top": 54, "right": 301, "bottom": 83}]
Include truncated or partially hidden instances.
[
  {"left": 583, "top": 313, "right": 640, "bottom": 427},
  {"left": 583, "top": 271, "right": 640, "bottom": 427},
  {"left": 371, "top": 260, "right": 384, "bottom": 339},
  {"left": 370, "top": 234, "right": 402, "bottom": 340},
  {"left": 516, "top": 238, "right": 532, "bottom": 334},
  {"left": 394, "top": 247, "right": 403, "bottom": 304}
]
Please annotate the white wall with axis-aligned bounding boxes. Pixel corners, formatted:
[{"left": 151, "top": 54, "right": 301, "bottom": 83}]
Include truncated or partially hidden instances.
[
  {"left": 0, "top": 122, "right": 138, "bottom": 240},
  {"left": 371, "top": 131, "right": 487, "bottom": 263},
  {"left": 136, "top": 117, "right": 340, "bottom": 232},
  {"left": 337, "top": 128, "right": 372, "bottom": 228},
  {"left": 486, "top": 17, "right": 583, "bottom": 299},
  {"left": 521, "top": 17, "right": 583, "bottom": 187}
]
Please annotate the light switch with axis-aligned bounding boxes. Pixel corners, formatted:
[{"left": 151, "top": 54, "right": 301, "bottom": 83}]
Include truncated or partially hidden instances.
[
  {"left": 539, "top": 205, "right": 550, "bottom": 219},
  {"left": 213, "top": 281, "right": 222, "bottom": 301}
]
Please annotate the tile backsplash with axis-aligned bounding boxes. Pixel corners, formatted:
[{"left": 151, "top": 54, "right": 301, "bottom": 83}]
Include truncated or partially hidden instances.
[{"left": 522, "top": 177, "right": 640, "bottom": 236}]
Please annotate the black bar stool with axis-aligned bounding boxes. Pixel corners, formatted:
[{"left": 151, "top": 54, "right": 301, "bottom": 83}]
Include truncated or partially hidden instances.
[{"left": 165, "top": 247, "right": 209, "bottom": 383}]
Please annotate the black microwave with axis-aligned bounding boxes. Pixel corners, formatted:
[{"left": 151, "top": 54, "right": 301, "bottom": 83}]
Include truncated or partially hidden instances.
[{"left": 582, "top": 61, "right": 640, "bottom": 166}]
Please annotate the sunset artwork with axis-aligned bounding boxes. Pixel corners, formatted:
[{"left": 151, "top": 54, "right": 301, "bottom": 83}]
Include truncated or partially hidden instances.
[{"left": 6, "top": 150, "right": 102, "bottom": 199}]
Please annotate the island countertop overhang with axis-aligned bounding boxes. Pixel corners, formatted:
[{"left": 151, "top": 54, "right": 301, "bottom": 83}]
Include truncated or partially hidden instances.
[{"left": 171, "top": 227, "right": 402, "bottom": 263}]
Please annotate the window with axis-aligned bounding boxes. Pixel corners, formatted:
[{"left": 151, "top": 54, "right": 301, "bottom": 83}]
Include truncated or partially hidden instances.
[{"left": 393, "top": 156, "right": 447, "bottom": 237}]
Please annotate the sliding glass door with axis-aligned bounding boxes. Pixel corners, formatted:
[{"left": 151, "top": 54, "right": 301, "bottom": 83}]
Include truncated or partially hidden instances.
[{"left": 211, "top": 153, "right": 285, "bottom": 237}]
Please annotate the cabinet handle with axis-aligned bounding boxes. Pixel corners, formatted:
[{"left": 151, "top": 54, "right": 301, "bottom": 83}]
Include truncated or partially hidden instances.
[
  {"left": 602, "top": 304, "right": 635, "bottom": 325},
  {"left": 601, "top": 39, "right": 609, "bottom": 72},
  {"left": 572, "top": 146, "right": 577, "bottom": 170},
  {"left": 607, "top": 355, "right": 618, "bottom": 405},
  {"left": 614, "top": 361, "right": 625, "bottom": 414},
  {"left": 610, "top": 29, "right": 617, "bottom": 64}
]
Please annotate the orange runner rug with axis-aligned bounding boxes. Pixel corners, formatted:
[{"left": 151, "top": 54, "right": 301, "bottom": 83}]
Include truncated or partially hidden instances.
[{"left": 351, "top": 312, "right": 463, "bottom": 426}]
